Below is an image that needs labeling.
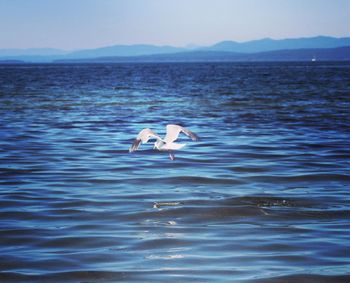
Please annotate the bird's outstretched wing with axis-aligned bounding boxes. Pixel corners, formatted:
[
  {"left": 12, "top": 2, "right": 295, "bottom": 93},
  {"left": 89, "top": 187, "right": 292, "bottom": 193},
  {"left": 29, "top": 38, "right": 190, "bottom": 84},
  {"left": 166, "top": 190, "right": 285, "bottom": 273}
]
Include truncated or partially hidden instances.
[
  {"left": 129, "top": 128, "right": 162, "bottom": 152},
  {"left": 164, "top": 124, "right": 198, "bottom": 143}
]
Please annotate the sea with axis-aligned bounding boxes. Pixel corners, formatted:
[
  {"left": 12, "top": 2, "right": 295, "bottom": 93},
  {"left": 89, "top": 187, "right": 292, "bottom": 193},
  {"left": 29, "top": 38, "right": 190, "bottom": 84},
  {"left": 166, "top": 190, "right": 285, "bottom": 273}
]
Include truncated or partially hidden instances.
[{"left": 0, "top": 62, "right": 350, "bottom": 282}]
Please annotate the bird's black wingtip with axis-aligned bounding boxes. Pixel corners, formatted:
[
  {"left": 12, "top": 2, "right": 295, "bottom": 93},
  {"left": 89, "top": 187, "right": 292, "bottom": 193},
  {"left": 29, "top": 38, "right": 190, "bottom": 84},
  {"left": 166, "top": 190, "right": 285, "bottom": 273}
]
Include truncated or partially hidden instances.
[
  {"left": 129, "top": 139, "right": 141, "bottom": 153},
  {"left": 190, "top": 132, "right": 199, "bottom": 141}
]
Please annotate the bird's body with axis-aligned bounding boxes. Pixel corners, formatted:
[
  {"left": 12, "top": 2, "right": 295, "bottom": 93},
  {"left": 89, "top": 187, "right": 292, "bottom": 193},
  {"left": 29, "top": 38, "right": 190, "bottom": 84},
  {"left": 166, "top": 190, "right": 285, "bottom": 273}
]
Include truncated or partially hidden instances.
[{"left": 129, "top": 124, "right": 198, "bottom": 160}]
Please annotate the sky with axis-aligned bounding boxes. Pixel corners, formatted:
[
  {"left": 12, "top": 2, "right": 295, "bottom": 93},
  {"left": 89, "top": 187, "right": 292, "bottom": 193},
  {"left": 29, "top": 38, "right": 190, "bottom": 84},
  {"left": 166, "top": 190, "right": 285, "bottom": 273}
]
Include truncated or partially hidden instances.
[{"left": 0, "top": 0, "right": 349, "bottom": 50}]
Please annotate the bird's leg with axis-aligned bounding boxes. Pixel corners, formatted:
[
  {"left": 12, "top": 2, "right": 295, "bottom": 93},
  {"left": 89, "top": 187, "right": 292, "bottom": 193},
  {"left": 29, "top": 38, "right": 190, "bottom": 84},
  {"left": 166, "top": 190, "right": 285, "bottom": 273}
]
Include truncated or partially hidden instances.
[{"left": 169, "top": 151, "right": 175, "bottom": 160}]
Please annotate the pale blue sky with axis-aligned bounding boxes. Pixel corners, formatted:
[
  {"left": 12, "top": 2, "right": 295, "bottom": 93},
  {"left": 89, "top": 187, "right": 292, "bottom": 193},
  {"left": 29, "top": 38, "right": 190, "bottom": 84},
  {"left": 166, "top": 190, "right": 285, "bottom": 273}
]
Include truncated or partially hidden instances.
[{"left": 0, "top": 0, "right": 349, "bottom": 49}]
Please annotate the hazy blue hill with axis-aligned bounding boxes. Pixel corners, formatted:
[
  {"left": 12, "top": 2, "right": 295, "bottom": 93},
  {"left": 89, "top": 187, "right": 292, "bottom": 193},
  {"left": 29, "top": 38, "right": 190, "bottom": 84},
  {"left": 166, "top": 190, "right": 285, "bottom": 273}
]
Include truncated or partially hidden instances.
[
  {"left": 0, "top": 45, "right": 185, "bottom": 62},
  {"left": 0, "top": 45, "right": 185, "bottom": 61},
  {"left": 56, "top": 50, "right": 242, "bottom": 63},
  {"left": 241, "top": 45, "right": 350, "bottom": 61},
  {"left": 0, "top": 48, "right": 68, "bottom": 57},
  {"left": 0, "top": 55, "right": 63, "bottom": 63},
  {"left": 65, "top": 44, "right": 185, "bottom": 59},
  {"left": 157, "top": 45, "right": 350, "bottom": 61},
  {"left": 207, "top": 36, "right": 350, "bottom": 53},
  {"left": 55, "top": 46, "right": 350, "bottom": 63},
  {"left": 2, "top": 36, "right": 350, "bottom": 62}
]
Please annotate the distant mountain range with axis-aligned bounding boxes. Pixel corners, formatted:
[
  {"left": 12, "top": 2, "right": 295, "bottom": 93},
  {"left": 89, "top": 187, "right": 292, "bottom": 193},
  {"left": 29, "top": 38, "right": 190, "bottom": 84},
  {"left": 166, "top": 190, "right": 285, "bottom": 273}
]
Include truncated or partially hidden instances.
[
  {"left": 0, "top": 48, "right": 69, "bottom": 57},
  {"left": 1, "top": 36, "right": 350, "bottom": 63},
  {"left": 205, "top": 36, "right": 350, "bottom": 53},
  {"left": 54, "top": 46, "right": 350, "bottom": 63}
]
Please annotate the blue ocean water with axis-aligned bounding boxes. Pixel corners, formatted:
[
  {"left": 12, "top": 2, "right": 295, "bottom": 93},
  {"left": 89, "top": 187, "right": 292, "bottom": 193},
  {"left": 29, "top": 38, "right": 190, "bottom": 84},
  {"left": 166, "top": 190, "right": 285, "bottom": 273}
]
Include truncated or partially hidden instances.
[{"left": 0, "top": 62, "right": 350, "bottom": 282}]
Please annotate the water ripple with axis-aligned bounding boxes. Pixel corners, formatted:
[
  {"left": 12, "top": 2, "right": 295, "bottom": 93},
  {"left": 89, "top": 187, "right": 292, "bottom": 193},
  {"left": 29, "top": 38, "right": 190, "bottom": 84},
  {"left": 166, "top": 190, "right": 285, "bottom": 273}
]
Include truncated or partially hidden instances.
[{"left": 1, "top": 62, "right": 350, "bottom": 282}]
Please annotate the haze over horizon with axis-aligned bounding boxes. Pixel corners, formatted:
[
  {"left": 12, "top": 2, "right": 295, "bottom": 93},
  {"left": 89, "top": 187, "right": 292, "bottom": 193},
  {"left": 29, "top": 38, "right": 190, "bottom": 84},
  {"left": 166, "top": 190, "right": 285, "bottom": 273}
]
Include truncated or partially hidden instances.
[{"left": 1, "top": 0, "right": 350, "bottom": 50}]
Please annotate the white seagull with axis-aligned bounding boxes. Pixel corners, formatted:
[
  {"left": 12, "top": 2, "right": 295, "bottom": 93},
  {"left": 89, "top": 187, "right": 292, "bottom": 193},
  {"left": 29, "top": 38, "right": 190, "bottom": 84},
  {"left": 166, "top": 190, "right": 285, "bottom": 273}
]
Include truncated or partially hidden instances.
[{"left": 129, "top": 124, "right": 198, "bottom": 160}]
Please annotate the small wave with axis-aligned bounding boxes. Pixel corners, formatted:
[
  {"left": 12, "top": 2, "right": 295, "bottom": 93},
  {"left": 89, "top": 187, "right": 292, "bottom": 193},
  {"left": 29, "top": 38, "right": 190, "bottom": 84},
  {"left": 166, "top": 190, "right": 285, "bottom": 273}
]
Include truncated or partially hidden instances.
[
  {"left": 123, "top": 176, "right": 244, "bottom": 185},
  {"left": 0, "top": 271, "right": 129, "bottom": 282},
  {"left": 254, "top": 274, "right": 350, "bottom": 283},
  {"left": 246, "top": 173, "right": 350, "bottom": 183}
]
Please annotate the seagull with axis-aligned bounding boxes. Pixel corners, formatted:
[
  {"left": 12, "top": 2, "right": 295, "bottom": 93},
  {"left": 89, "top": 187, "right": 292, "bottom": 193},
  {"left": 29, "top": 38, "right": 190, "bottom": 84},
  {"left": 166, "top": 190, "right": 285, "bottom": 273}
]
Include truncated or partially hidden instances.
[{"left": 129, "top": 124, "right": 198, "bottom": 160}]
